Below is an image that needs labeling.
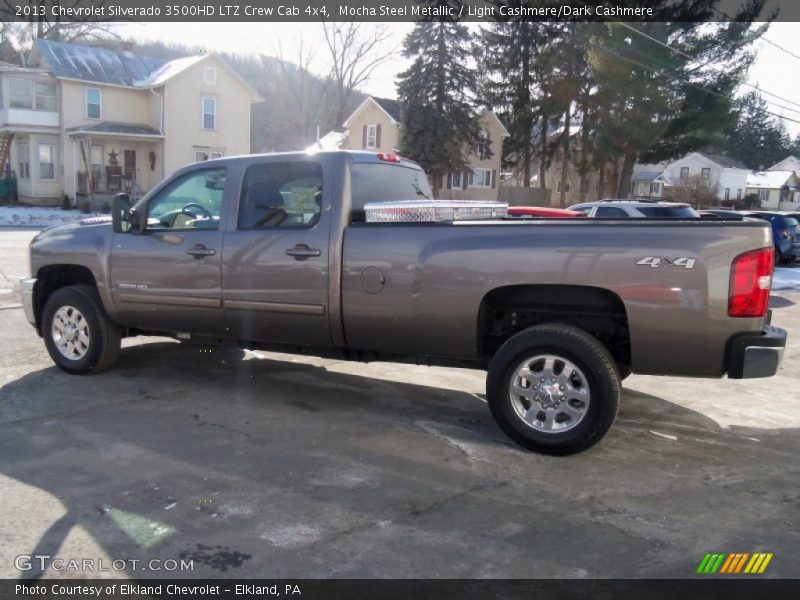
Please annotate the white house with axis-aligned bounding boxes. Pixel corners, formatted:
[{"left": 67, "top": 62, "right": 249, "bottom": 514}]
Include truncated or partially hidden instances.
[
  {"left": 746, "top": 170, "right": 799, "bottom": 209},
  {"left": 631, "top": 153, "right": 749, "bottom": 204},
  {"left": 769, "top": 155, "right": 800, "bottom": 174}
]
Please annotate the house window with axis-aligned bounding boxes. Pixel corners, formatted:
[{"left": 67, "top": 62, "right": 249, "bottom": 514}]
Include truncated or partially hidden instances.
[
  {"left": 9, "top": 78, "right": 32, "bottom": 109},
  {"left": 34, "top": 82, "right": 56, "bottom": 111},
  {"left": 450, "top": 171, "right": 462, "bottom": 188},
  {"left": 85, "top": 87, "right": 101, "bottom": 119},
  {"left": 651, "top": 182, "right": 661, "bottom": 195},
  {"left": 736, "top": 189, "right": 742, "bottom": 200},
  {"left": 203, "top": 67, "right": 217, "bottom": 85},
  {"left": 680, "top": 167, "right": 689, "bottom": 180},
  {"left": 724, "top": 188, "right": 730, "bottom": 201},
  {"left": 202, "top": 97, "right": 216, "bottom": 130},
  {"left": 469, "top": 168, "right": 492, "bottom": 188},
  {"left": 38, "top": 143, "right": 55, "bottom": 180},
  {"left": 90, "top": 145, "right": 103, "bottom": 179},
  {"left": 555, "top": 180, "right": 571, "bottom": 193},
  {"left": 366, "top": 124, "right": 377, "bottom": 149},
  {"left": 17, "top": 140, "right": 30, "bottom": 179},
  {"left": 758, "top": 189, "right": 769, "bottom": 203},
  {"left": 194, "top": 147, "right": 224, "bottom": 162},
  {"left": 8, "top": 78, "right": 56, "bottom": 111},
  {"left": 701, "top": 167, "right": 710, "bottom": 180}
]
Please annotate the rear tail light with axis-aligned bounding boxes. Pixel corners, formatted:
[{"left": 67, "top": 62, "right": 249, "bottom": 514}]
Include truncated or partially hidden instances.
[
  {"left": 377, "top": 153, "right": 400, "bottom": 162},
  {"left": 728, "top": 247, "right": 773, "bottom": 318}
]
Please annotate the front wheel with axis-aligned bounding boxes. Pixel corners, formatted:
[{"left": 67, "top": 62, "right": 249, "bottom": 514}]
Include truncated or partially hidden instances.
[
  {"left": 42, "top": 285, "right": 121, "bottom": 374},
  {"left": 486, "top": 324, "right": 620, "bottom": 455}
]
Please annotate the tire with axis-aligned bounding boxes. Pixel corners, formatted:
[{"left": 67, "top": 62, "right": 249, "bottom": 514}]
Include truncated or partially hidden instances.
[
  {"left": 486, "top": 324, "right": 620, "bottom": 455},
  {"left": 42, "top": 285, "right": 121, "bottom": 375}
]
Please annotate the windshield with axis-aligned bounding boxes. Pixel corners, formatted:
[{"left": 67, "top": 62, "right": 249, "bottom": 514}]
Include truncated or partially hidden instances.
[
  {"left": 784, "top": 217, "right": 799, "bottom": 228},
  {"left": 351, "top": 163, "right": 432, "bottom": 219},
  {"left": 636, "top": 206, "right": 699, "bottom": 218}
]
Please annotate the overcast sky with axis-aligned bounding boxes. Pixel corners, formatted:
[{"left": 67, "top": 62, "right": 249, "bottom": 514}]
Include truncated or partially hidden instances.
[{"left": 122, "top": 21, "right": 800, "bottom": 137}]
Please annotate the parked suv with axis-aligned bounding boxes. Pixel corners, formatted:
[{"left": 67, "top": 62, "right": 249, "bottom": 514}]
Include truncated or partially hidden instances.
[
  {"left": 568, "top": 201, "right": 700, "bottom": 218},
  {"left": 742, "top": 211, "right": 800, "bottom": 263}
]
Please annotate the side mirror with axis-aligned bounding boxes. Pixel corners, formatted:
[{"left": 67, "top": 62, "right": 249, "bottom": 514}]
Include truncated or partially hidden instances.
[{"left": 112, "top": 193, "right": 131, "bottom": 233}]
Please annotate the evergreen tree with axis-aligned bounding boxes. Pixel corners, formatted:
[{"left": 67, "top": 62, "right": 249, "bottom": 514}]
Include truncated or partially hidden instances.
[
  {"left": 397, "top": 5, "right": 485, "bottom": 197},
  {"left": 715, "top": 91, "right": 793, "bottom": 169},
  {"left": 481, "top": 18, "right": 550, "bottom": 188},
  {"left": 584, "top": 0, "right": 768, "bottom": 197}
]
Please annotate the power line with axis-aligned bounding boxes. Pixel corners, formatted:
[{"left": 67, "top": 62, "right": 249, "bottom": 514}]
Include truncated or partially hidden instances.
[
  {"left": 568, "top": 29, "right": 800, "bottom": 127},
  {"left": 613, "top": 21, "right": 800, "bottom": 113},
  {"left": 760, "top": 36, "right": 800, "bottom": 61}
]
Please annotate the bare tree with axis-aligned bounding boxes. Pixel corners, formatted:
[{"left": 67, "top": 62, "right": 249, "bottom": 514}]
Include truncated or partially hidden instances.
[
  {"left": 0, "top": 1, "right": 118, "bottom": 63},
  {"left": 321, "top": 22, "right": 395, "bottom": 125}
]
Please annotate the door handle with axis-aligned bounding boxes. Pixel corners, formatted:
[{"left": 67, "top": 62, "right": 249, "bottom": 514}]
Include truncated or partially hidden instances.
[
  {"left": 186, "top": 244, "right": 216, "bottom": 258},
  {"left": 285, "top": 244, "right": 321, "bottom": 259}
]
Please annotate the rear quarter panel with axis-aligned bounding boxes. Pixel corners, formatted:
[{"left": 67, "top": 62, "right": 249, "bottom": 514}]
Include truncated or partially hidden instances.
[{"left": 341, "top": 220, "right": 772, "bottom": 377}]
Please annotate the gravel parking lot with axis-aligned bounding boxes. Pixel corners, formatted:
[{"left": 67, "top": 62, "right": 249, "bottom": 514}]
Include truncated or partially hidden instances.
[{"left": 1, "top": 228, "right": 798, "bottom": 579}]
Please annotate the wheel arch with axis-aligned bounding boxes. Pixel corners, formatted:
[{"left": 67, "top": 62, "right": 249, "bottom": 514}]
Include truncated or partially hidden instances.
[
  {"left": 477, "top": 284, "right": 631, "bottom": 373},
  {"left": 33, "top": 265, "right": 98, "bottom": 333}
]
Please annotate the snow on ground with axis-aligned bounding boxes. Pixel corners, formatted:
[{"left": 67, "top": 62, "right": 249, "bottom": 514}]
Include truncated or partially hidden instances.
[
  {"left": 773, "top": 266, "right": 800, "bottom": 292},
  {"left": 0, "top": 205, "right": 95, "bottom": 227}
]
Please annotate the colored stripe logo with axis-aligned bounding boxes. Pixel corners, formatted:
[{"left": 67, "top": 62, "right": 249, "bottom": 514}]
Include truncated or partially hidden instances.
[{"left": 697, "top": 552, "right": 773, "bottom": 574}]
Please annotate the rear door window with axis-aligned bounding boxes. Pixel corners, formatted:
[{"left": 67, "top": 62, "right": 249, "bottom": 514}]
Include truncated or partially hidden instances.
[
  {"left": 238, "top": 161, "right": 323, "bottom": 229},
  {"left": 594, "top": 206, "right": 629, "bottom": 217},
  {"left": 636, "top": 206, "right": 699, "bottom": 218},
  {"left": 351, "top": 163, "right": 432, "bottom": 220}
]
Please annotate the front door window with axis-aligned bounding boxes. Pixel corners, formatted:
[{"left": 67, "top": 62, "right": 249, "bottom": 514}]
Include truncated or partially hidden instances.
[{"left": 147, "top": 168, "right": 226, "bottom": 230}]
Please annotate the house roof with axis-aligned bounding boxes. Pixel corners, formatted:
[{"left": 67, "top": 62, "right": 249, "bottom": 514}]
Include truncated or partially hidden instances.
[
  {"left": 696, "top": 153, "right": 748, "bottom": 170},
  {"left": 304, "top": 129, "right": 348, "bottom": 153},
  {"left": 769, "top": 155, "right": 800, "bottom": 171},
  {"left": 632, "top": 171, "right": 663, "bottom": 182},
  {"left": 372, "top": 97, "right": 401, "bottom": 121},
  {"left": 33, "top": 40, "right": 263, "bottom": 102},
  {"left": 66, "top": 121, "right": 163, "bottom": 138},
  {"left": 35, "top": 39, "right": 168, "bottom": 87},
  {"left": 746, "top": 170, "right": 796, "bottom": 189},
  {"left": 343, "top": 96, "right": 400, "bottom": 126}
]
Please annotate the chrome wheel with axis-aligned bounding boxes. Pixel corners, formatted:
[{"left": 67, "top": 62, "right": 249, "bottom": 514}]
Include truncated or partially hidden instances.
[
  {"left": 51, "top": 305, "right": 91, "bottom": 360},
  {"left": 509, "top": 354, "right": 591, "bottom": 433}
]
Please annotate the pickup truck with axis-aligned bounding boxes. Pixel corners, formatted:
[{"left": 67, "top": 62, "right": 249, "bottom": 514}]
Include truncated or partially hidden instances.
[{"left": 20, "top": 151, "right": 787, "bottom": 455}]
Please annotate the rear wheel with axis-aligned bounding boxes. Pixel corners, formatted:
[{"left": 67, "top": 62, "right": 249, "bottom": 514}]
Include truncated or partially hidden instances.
[
  {"left": 42, "top": 285, "right": 121, "bottom": 374},
  {"left": 486, "top": 324, "right": 620, "bottom": 455}
]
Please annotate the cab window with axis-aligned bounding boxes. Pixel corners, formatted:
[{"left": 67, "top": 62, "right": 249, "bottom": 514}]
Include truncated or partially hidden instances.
[
  {"left": 238, "top": 161, "right": 323, "bottom": 229},
  {"left": 147, "top": 168, "right": 226, "bottom": 230}
]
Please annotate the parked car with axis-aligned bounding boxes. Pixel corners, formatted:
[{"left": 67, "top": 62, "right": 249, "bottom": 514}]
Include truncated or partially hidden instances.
[
  {"left": 741, "top": 211, "right": 800, "bottom": 263},
  {"left": 20, "top": 151, "right": 786, "bottom": 455},
  {"left": 507, "top": 206, "right": 584, "bottom": 218},
  {"left": 568, "top": 201, "right": 700, "bottom": 218},
  {"left": 698, "top": 209, "right": 747, "bottom": 219}
]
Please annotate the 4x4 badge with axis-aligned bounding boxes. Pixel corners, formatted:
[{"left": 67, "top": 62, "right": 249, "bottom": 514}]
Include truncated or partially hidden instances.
[{"left": 637, "top": 256, "right": 696, "bottom": 269}]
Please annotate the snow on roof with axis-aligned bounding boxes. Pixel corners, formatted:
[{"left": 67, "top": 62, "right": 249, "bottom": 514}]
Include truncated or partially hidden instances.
[
  {"left": 305, "top": 130, "right": 348, "bottom": 153},
  {"left": 35, "top": 39, "right": 167, "bottom": 86},
  {"left": 769, "top": 156, "right": 800, "bottom": 172},
  {"left": 746, "top": 170, "right": 795, "bottom": 189},
  {"left": 632, "top": 171, "right": 663, "bottom": 182},
  {"left": 134, "top": 54, "right": 207, "bottom": 87}
]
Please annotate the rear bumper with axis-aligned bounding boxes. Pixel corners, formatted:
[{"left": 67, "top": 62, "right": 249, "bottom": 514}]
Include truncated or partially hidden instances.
[
  {"left": 20, "top": 277, "right": 36, "bottom": 327},
  {"left": 726, "top": 325, "right": 787, "bottom": 379}
]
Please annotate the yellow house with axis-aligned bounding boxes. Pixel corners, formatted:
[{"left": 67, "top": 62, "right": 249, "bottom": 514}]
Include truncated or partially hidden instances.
[
  {"left": 2, "top": 40, "right": 262, "bottom": 206},
  {"left": 312, "top": 96, "right": 508, "bottom": 201}
]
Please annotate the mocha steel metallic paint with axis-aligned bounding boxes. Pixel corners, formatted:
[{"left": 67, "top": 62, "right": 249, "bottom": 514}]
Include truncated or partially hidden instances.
[{"left": 28, "top": 151, "right": 772, "bottom": 378}]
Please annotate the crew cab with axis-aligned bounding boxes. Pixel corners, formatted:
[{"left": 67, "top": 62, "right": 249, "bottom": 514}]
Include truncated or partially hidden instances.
[{"left": 20, "top": 151, "right": 787, "bottom": 455}]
